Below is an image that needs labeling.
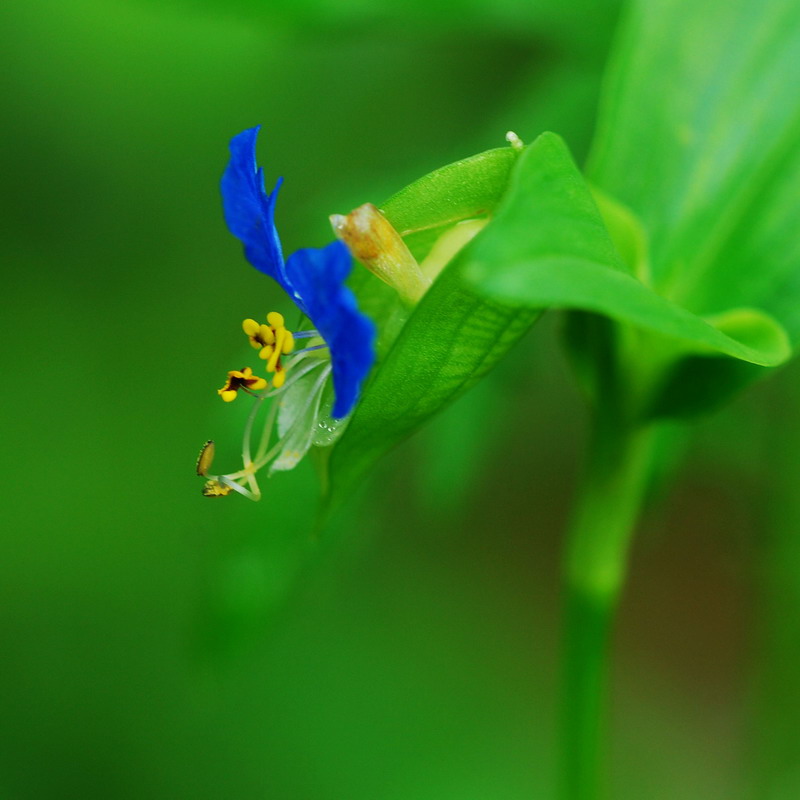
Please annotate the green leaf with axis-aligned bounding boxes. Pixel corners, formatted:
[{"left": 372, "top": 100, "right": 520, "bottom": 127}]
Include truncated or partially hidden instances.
[
  {"left": 465, "top": 132, "right": 789, "bottom": 370},
  {"left": 643, "top": 309, "right": 792, "bottom": 419},
  {"left": 588, "top": 0, "right": 800, "bottom": 342},
  {"left": 326, "top": 260, "right": 539, "bottom": 508},
  {"left": 319, "top": 147, "right": 539, "bottom": 509}
]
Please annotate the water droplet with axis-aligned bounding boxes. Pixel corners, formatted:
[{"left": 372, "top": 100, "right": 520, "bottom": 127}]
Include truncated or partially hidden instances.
[{"left": 312, "top": 416, "right": 344, "bottom": 447}]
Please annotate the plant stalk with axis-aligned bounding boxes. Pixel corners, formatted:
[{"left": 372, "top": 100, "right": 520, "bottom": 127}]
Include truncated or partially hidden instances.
[{"left": 559, "top": 413, "right": 656, "bottom": 800}]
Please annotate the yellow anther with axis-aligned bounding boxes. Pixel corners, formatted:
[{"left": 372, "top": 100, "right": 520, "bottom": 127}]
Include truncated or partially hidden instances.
[
  {"left": 243, "top": 318, "right": 275, "bottom": 349},
  {"left": 282, "top": 330, "right": 294, "bottom": 354},
  {"left": 272, "top": 368, "right": 286, "bottom": 389},
  {"left": 259, "top": 324, "right": 275, "bottom": 345},
  {"left": 196, "top": 440, "right": 215, "bottom": 476},
  {"left": 242, "top": 318, "right": 260, "bottom": 336},
  {"left": 267, "top": 311, "right": 285, "bottom": 328},
  {"left": 259, "top": 344, "right": 274, "bottom": 360},
  {"left": 267, "top": 328, "right": 285, "bottom": 373},
  {"left": 217, "top": 367, "right": 267, "bottom": 402}
]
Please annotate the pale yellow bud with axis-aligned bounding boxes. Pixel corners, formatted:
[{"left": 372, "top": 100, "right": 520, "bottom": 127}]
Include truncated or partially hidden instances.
[{"left": 330, "top": 203, "right": 431, "bottom": 305}]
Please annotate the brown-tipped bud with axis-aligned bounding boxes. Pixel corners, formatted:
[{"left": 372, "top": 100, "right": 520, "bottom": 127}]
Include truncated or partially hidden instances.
[{"left": 330, "top": 203, "right": 431, "bottom": 305}]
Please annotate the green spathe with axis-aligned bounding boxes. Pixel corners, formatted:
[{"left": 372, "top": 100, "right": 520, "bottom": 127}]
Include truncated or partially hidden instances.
[
  {"left": 464, "top": 132, "right": 791, "bottom": 420},
  {"left": 466, "top": 132, "right": 789, "bottom": 369},
  {"left": 321, "top": 144, "right": 539, "bottom": 508}
]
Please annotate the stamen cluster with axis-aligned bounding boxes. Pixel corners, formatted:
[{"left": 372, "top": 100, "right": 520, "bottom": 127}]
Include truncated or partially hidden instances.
[
  {"left": 242, "top": 311, "right": 295, "bottom": 388},
  {"left": 217, "top": 311, "right": 297, "bottom": 402},
  {"left": 202, "top": 310, "right": 333, "bottom": 500}
]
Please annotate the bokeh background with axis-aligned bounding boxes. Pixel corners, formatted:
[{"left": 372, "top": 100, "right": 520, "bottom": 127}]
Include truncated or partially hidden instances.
[{"left": 2, "top": 0, "right": 798, "bottom": 797}]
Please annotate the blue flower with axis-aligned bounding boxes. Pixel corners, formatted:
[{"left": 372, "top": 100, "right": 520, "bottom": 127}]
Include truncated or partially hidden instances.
[{"left": 221, "top": 125, "right": 376, "bottom": 418}]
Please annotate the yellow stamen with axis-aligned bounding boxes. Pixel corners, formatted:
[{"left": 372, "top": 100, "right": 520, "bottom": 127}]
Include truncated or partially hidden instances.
[
  {"left": 267, "top": 328, "right": 286, "bottom": 373},
  {"left": 239, "top": 311, "right": 298, "bottom": 390},
  {"left": 243, "top": 318, "right": 275, "bottom": 349},
  {"left": 217, "top": 366, "right": 267, "bottom": 402},
  {"left": 257, "top": 311, "right": 296, "bottom": 387},
  {"left": 259, "top": 324, "right": 275, "bottom": 345}
]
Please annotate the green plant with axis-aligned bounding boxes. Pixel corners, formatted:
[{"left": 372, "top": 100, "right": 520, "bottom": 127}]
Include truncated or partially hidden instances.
[{"left": 204, "top": 0, "right": 800, "bottom": 796}]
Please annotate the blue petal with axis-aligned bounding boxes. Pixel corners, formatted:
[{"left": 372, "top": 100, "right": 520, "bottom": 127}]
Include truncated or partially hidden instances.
[
  {"left": 221, "top": 127, "right": 306, "bottom": 311},
  {"left": 285, "top": 241, "right": 376, "bottom": 418},
  {"left": 222, "top": 127, "right": 376, "bottom": 417}
]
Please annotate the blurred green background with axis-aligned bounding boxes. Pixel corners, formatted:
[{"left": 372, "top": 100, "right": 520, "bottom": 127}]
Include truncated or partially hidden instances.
[{"left": 2, "top": 0, "right": 798, "bottom": 797}]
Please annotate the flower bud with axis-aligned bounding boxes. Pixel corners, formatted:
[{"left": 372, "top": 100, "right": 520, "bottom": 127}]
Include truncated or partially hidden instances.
[{"left": 330, "top": 203, "right": 431, "bottom": 305}]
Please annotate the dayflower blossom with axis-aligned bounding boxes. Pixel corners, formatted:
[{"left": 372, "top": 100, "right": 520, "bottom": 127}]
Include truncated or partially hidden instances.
[
  {"left": 198, "top": 126, "right": 377, "bottom": 500},
  {"left": 221, "top": 125, "right": 376, "bottom": 418}
]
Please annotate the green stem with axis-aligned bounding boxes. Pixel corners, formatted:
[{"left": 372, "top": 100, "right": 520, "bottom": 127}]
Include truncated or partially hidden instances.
[{"left": 559, "top": 414, "right": 657, "bottom": 800}]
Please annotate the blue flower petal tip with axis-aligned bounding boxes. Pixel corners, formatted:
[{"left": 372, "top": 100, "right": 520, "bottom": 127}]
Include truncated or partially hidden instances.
[{"left": 221, "top": 126, "right": 292, "bottom": 299}]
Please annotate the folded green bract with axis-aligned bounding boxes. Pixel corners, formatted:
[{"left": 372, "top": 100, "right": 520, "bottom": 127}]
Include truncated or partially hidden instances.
[
  {"left": 465, "top": 0, "right": 800, "bottom": 420},
  {"left": 321, "top": 145, "right": 540, "bottom": 508}
]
